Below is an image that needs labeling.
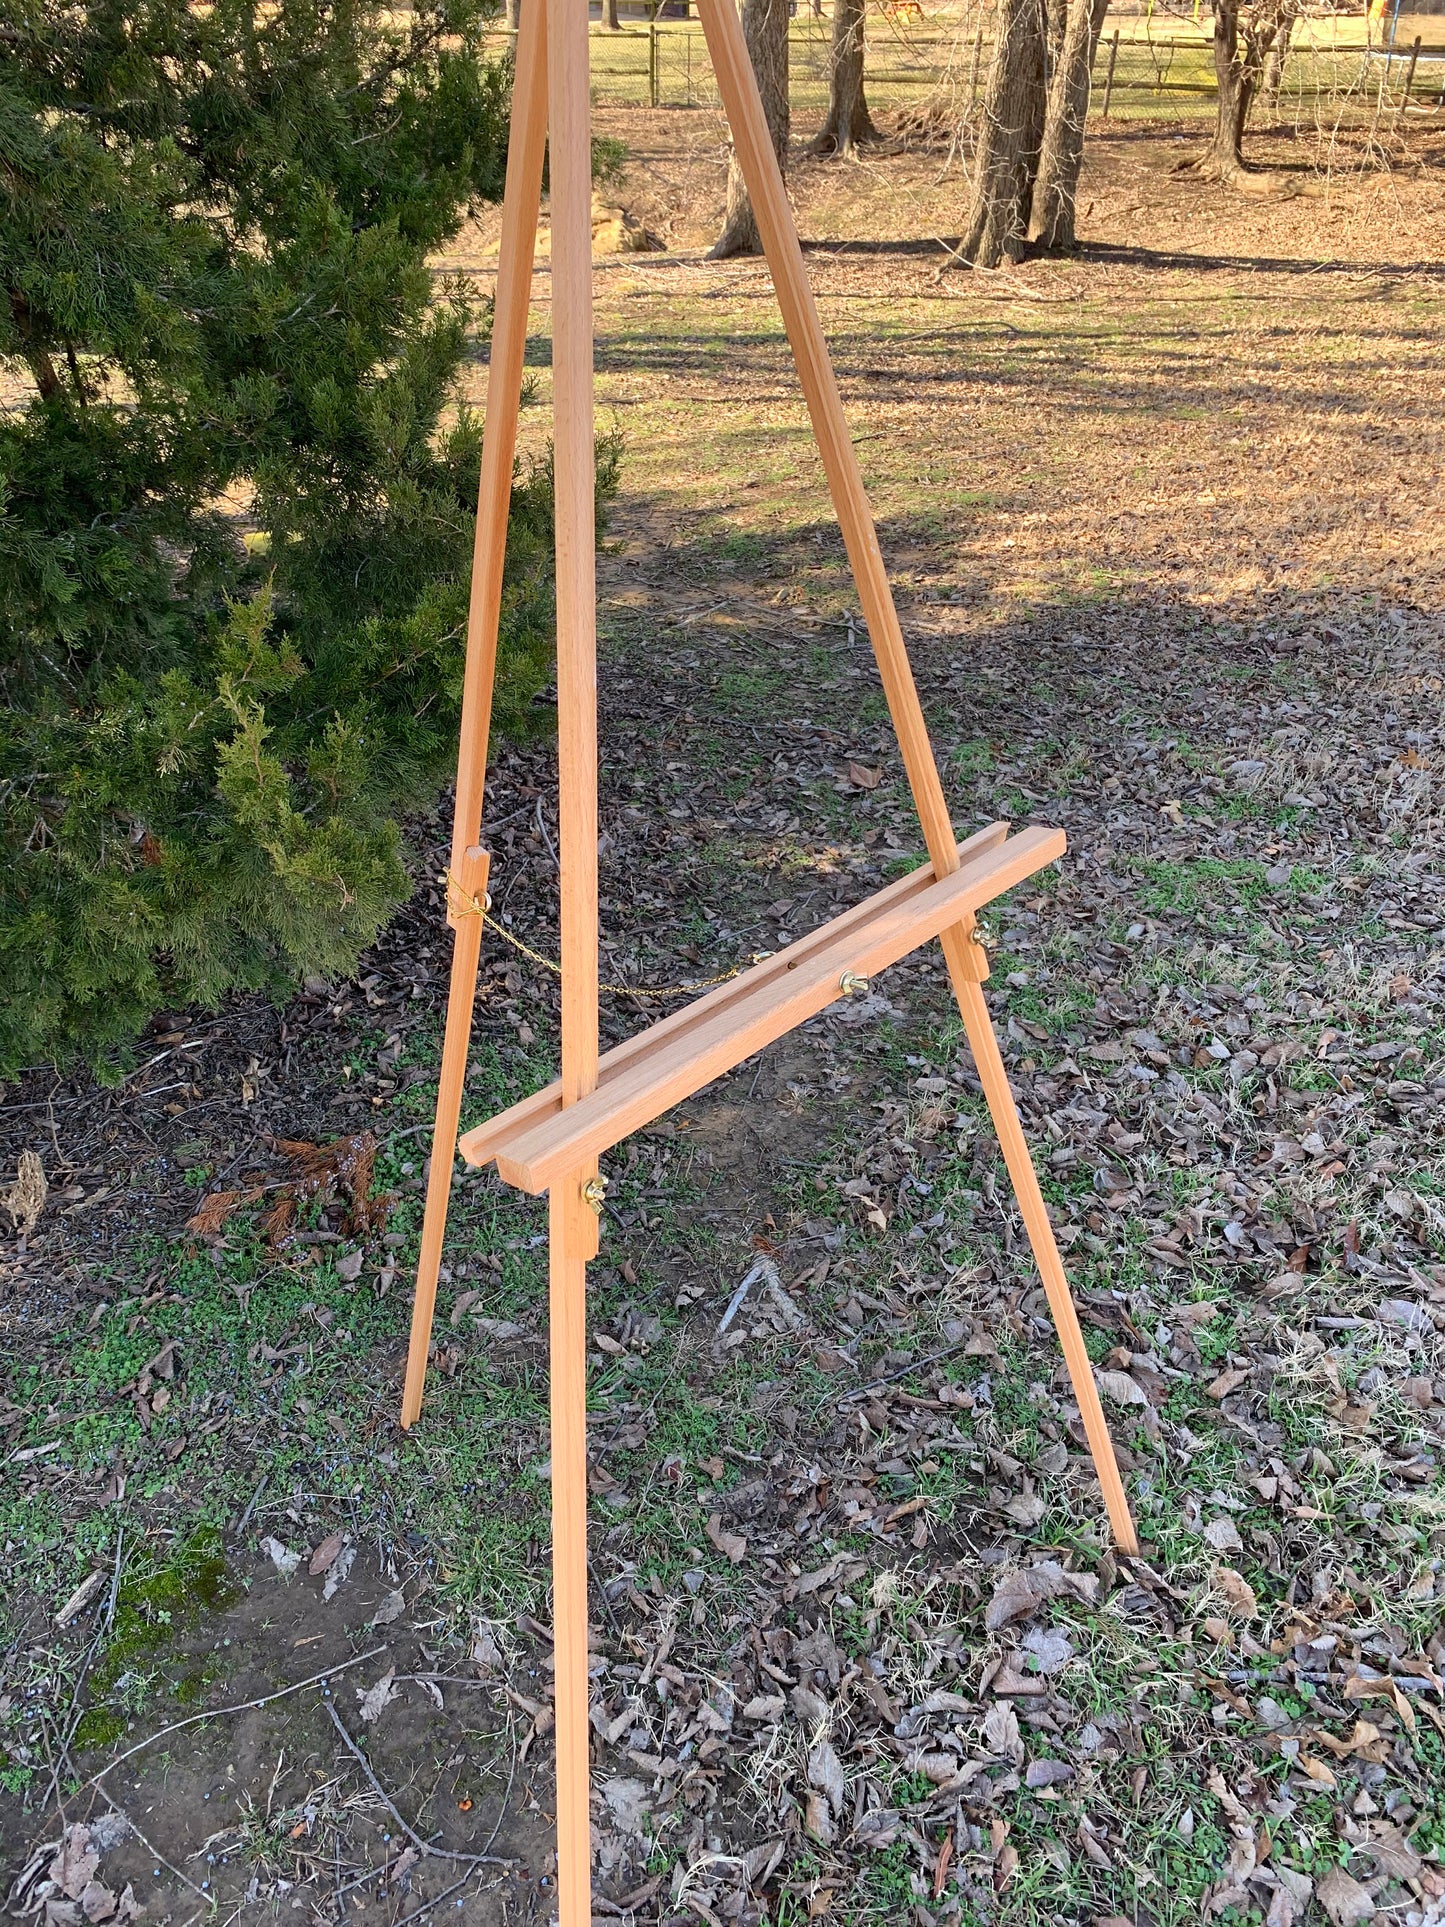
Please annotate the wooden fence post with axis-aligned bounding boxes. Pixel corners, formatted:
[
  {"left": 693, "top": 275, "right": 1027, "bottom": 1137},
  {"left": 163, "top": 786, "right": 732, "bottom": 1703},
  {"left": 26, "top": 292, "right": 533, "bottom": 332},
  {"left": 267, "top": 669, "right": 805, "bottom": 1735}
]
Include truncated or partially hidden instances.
[
  {"left": 1398, "top": 34, "right": 1421, "bottom": 114},
  {"left": 1101, "top": 28, "right": 1120, "bottom": 117}
]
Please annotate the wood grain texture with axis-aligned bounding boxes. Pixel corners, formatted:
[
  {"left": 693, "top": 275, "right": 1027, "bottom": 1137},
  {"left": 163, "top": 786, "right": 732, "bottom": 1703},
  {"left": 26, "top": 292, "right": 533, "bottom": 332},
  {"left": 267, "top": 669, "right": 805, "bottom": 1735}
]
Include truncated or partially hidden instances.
[
  {"left": 697, "top": 0, "right": 959, "bottom": 880},
  {"left": 447, "top": 0, "right": 548, "bottom": 893},
  {"left": 401, "top": 844, "right": 490, "bottom": 1428},
  {"left": 955, "top": 974, "right": 1140, "bottom": 1554},
  {"left": 548, "top": 1171, "right": 594, "bottom": 1927},
  {"left": 491, "top": 829, "right": 1063, "bottom": 1194},
  {"left": 547, "top": 5, "right": 599, "bottom": 1918},
  {"left": 549, "top": 0, "right": 599, "bottom": 1112},
  {"left": 400, "top": 0, "right": 546, "bottom": 1430},
  {"left": 459, "top": 824, "right": 1010, "bottom": 1170}
]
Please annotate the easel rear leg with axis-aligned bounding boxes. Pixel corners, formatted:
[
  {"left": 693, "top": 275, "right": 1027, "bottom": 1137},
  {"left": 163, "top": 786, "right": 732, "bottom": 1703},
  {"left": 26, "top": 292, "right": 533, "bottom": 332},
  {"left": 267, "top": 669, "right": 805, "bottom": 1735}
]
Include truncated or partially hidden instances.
[
  {"left": 695, "top": 0, "right": 1136, "bottom": 1553},
  {"left": 942, "top": 923, "right": 1140, "bottom": 1556}
]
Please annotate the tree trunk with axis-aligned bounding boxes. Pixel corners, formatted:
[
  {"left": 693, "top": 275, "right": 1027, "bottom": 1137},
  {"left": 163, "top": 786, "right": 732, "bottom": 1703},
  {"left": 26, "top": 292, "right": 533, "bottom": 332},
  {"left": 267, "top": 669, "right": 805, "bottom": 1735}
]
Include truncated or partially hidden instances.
[
  {"left": 807, "top": 0, "right": 878, "bottom": 156},
  {"left": 1260, "top": 18, "right": 1290, "bottom": 109},
  {"left": 956, "top": 0, "right": 1047, "bottom": 266},
  {"left": 602, "top": 0, "right": 620, "bottom": 28},
  {"left": 9, "top": 291, "right": 63, "bottom": 402},
  {"left": 1195, "top": 0, "right": 1300, "bottom": 183},
  {"left": 709, "top": 0, "right": 790, "bottom": 258},
  {"left": 506, "top": 0, "right": 522, "bottom": 32},
  {"left": 1028, "top": 0, "right": 1110, "bottom": 249},
  {"left": 1208, "top": 0, "right": 1254, "bottom": 174},
  {"left": 1210, "top": 0, "right": 1294, "bottom": 174}
]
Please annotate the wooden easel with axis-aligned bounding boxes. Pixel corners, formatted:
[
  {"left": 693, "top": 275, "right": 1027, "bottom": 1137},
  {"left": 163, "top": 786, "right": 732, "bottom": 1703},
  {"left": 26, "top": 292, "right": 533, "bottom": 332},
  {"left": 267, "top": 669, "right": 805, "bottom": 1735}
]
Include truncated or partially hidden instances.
[{"left": 399, "top": 3, "right": 1137, "bottom": 1917}]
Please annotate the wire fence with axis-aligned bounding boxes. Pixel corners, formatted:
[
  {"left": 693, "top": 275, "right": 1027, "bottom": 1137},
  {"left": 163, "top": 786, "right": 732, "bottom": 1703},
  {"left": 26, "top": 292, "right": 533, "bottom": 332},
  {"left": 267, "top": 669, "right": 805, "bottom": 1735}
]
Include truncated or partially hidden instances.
[{"left": 487, "top": 10, "right": 1445, "bottom": 128}]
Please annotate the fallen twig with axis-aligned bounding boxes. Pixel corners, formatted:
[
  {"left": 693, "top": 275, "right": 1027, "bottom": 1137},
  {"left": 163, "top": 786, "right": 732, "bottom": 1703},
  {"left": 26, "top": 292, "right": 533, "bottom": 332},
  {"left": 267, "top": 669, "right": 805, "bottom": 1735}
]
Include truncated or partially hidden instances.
[
  {"left": 717, "top": 1276, "right": 753, "bottom": 1333},
  {"left": 77, "top": 1645, "right": 392, "bottom": 1794},
  {"left": 393, "top": 1865, "right": 491, "bottom": 1927},
  {"left": 38, "top": 1530, "right": 126, "bottom": 1820},
  {"left": 111, "top": 1803, "right": 212, "bottom": 1909},
  {"left": 838, "top": 1340, "right": 973, "bottom": 1403},
  {"left": 324, "top": 1699, "right": 514, "bottom": 1868}
]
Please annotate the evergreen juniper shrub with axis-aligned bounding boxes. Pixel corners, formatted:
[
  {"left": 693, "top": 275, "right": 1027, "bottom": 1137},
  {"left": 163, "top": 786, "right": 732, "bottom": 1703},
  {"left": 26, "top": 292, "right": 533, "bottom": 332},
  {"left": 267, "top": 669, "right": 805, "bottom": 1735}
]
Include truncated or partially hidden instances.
[{"left": 0, "top": 0, "right": 618, "bottom": 1075}]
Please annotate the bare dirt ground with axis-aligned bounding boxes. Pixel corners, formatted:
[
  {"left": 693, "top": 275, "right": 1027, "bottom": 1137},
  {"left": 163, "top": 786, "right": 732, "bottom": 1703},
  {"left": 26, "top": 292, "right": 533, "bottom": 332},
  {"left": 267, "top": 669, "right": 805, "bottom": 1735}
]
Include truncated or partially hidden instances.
[{"left": 4, "top": 94, "right": 1445, "bottom": 1927}]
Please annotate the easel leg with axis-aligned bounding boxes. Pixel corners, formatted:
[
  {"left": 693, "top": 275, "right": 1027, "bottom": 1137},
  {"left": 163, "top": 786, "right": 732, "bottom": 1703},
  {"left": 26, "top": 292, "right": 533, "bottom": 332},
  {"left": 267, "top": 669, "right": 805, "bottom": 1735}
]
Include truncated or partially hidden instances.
[
  {"left": 946, "top": 935, "right": 1139, "bottom": 1556},
  {"left": 401, "top": 849, "right": 488, "bottom": 1429},
  {"left": 550, "top": 1173, "right": 593, "bottom": 1927},
  {"left": 696, "top": 0, "right": 958, "bottom": 867},
  {"left": 546, "top": 0, "right": 600, "bottom": 1118},
  {"left": 546, "top": 0, "right": 600, "bottom": 1918},
  {"left": 400, "top": 0, "right": 549, "bottom": 1429},
  {"left": 696, "top": 0, "right": 1137, "bottom": 1554}
]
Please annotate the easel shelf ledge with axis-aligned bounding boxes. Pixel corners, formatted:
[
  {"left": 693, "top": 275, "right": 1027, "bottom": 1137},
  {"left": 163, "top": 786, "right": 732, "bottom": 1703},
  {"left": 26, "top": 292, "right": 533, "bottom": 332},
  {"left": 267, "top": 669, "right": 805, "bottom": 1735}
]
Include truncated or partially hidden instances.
[
  {"left": 460, "top": 822, "right": 1063, "bottom": 1193},
  {"left": 456, "top": 817, "right": 1008, "bottom": 1172}
]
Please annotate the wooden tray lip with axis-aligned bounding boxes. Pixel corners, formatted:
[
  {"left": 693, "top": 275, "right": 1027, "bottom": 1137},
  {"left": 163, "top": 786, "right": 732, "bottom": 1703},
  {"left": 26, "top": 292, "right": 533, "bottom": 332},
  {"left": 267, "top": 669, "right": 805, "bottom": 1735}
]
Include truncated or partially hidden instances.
[
  {"left": 458, "top": 822, "right": 1063, "bottom": 1184},
  {"left": 457, "top": 822, "right": 1013, "bottom": 1170}
]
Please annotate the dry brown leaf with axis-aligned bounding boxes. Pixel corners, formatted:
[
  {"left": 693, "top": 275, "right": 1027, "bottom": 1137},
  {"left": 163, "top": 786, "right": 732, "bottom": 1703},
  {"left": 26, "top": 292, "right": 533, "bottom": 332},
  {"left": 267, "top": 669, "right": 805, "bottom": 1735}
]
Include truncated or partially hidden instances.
[
  {"left": 806, "top": 1736, "right": 846, "bottom": 1815},
  {"left": 1214, "top": 1566, "right": 1259, "bottom": 1618},
  {"left": 982, "top": 1700, "right": 1024, "bottom": 1766},
  {"left": 803, "top": 1789, "right": 834, "bottom": 1845},
  {"left": 49, "top": 1832, "right": 100, "bottom": 1900},
  {"left": 1205, "top": 1367, "right": 1250, "bottom": 1400},
  {"left": 854, "top": 1809, "right": 900, "bottom": 1851},
  {"left": 1310, "top": 1719, "right": 1383, "bottom": 1760},
  {"left": 1003, "top": 1484, "right": 1046, "bottom": 1527},
  {"left": 984, "top": 1560, "right": 1094, "bottom": 1633},
  {"left": 1367, "top": 1820, "right": 1423, "bottom": 1882},
  {"left": 985, "top": 1573, "right": 1044, "bottom": 1631},
  {"left": 1096, "top": 1369, "right": 1148, "bottom": 1407},
  {"left": 1316, "top": 1866, "right": 1374, "bottom": 1925},
  {"left": 3, "top": 1150, "right": 48, "bottom": 1233},
  {"left": 932, "top": 1829, "right": 953, "bottom": 1899},
  {"left": 309, "top": 1532, "right": 344, "bottom": 1575},
  {"left": 743, "top": 1693, "right": 785, "bottom": 1721},
  {"left": 356, "top": 1666, "right": 398, "bottom": 1724},
  {"left": 54, "top": 1570, "right": 105, "bottom": 1628},
  {"left": 705, "top": 1513, "right": 747, "bottom": 1564},
  {"left": 1077, "top": 1820, "right": 1113, "bottom": 1870}
]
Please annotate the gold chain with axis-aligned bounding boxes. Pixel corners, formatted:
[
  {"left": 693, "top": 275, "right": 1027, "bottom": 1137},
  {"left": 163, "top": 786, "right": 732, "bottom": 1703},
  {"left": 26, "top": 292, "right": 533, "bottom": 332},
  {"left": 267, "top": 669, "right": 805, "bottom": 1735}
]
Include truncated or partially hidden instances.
[{"left": 446, "top": 872, "right": 754, "bottom": 1001}]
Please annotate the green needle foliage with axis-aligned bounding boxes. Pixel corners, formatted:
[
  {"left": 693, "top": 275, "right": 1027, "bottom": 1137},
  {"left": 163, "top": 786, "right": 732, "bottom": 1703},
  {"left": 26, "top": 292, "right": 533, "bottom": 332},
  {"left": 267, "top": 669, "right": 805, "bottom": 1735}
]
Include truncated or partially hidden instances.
[{"left": 0, "top": 0, "right": 616, "bottom": 1076}]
